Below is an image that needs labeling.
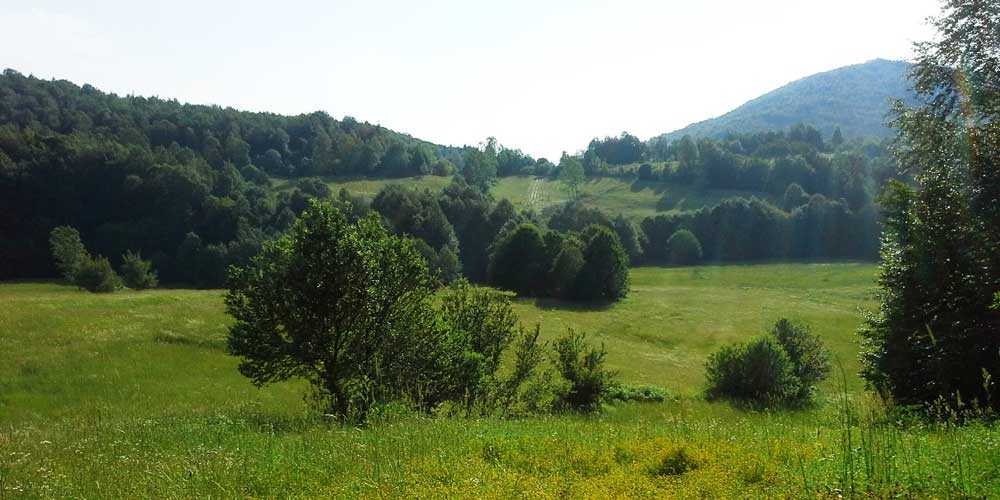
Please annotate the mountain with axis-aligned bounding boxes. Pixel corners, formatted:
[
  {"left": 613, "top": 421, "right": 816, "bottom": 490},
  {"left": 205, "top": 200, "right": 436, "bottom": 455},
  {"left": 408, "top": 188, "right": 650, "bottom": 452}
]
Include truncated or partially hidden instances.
[{"left": 654, "top": 59, "right": 916, "bottom": 142}]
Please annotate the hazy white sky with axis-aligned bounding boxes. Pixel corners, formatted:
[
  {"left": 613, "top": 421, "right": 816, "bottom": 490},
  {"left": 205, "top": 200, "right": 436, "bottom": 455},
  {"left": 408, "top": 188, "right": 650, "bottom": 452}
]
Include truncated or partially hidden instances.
[{"left": 1, "top": 0, "right": 939, "bottom": 160}]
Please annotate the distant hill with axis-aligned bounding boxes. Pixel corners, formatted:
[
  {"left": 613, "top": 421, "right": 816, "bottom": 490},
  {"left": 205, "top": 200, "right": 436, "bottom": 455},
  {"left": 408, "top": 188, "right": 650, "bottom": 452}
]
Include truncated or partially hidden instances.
[{"left": 654, "top": 59, "right": 916, "bottom": 142}]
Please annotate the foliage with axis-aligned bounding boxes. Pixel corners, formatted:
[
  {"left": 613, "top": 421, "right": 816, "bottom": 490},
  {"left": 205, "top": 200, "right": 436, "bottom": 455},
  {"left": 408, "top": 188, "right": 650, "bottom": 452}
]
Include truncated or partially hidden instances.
[
  {"left": 487, "top": 223, "right": 549, "bottom": 296},
  {"left": 705, "top": 336, "right": 800, "bottom": 407},
  {"left": 612, "top": 215, "right": 646, "bottom": 264},
  {"left": 557, "top": 153, "right": 586, "bottom": 198},
  {"left": 548, "top": 239, "right": 585, "bottom": 299},
  {"left": 74, "top": 255, "right": 122, "bottom": 293},
  {"left": 119, "top": 250, "right": 158, "bottom": 290},
  {"left": 706, "top": 319, "right": 830, "bottom": 407},
  {"left": 666, "top": 229, "right": 703, "bottom": 265},
  {"left": 574, "top": 225, "right": 630, "bottom": 301},
  {"left": 49, "top": 226, "right": 88, "bottom": 281},
  {"left": 606, "top": 384, "right": 671, "bottom": 403},
  {"left": 225, "top": 200, "right": 440, "bottom": 420},
  {"left": 551, "top": 330, "right": 618, "bottom": 412},
  {"left": 859, "top": 0, "right": 1000, "bottom": 415},
  {"left": 462, "top": 138, "right": 499, "bottom": 193}
]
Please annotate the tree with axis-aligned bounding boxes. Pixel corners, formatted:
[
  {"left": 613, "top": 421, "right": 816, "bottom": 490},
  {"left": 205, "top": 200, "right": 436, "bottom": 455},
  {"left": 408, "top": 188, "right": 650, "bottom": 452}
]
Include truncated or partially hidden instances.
[
  {"left": 226, "top": 200, "right": 440, "bottom": 419},
  {"left": 859, "top": 0, "right": 1000, "bottom": 414},
  {"left": 831, "top": 127, "right": 845, "bottom": 148},
  {"left": 612, "top": 215, "right": 645, "bottom": 264},
  {"left": 557, "top": 153, "right": 586, "bottom": 199},
  {"left": 488, "top": 223, "right": 549, "bottom": 295},
  {"left": 462, "top": 138, "right": 499, "bottom": 193},
  {"left": 548, "top": 240, "right": 585, "bottom": 299},
  {"left": 49, "top": 226, "right": 88, "bottom": 281},
  {"left": 666, "top": 229, "right": 703, "bottom": 265},
  {"left": 574, "top": 225, "right": 630, "bottom": 301},
  {"left": 120, "top": 250, "right": 158, "bottom": 289}
]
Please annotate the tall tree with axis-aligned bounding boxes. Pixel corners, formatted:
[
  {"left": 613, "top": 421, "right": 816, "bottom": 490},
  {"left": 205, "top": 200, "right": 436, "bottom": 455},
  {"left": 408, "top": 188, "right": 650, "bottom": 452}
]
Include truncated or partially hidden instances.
[
  {"left": 860, "top": 0, "right": 1000, "bottom": 413},
  {"left": 557, "top": 153, "right": 586, "bottom": 199}
]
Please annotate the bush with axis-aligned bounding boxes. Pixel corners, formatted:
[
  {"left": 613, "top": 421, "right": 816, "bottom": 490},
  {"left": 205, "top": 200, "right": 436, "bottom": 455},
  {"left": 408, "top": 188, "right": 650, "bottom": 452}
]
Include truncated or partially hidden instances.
[
  {"left": 573, "top": 225, "right": 630, "bottom": 301},
  {"left": 606, "top": 384, "right": 671, "bottom": 403},
  {"left": 74, "top": 255, "right": 122, "bottom": 293},
  {"left": 666, "top": 229, "right": 702, "bottom": 265},
  {"left": 120, "top": 250, "right": 158, "bottom": 290},
  {"left": 705, "top": 319, "right": 831, "bottom": 407},
  {"left": 771, "top": 319, "right": 830, "bottom": 401},
  {"left": 552, "top": 329, "right": 617, "bottom": 412},
  {"left": 649, "top": 447, "right": 700, "bottom": 476},
  {"left": 705, "top": 337, "right": 799, "bottom": 407}
]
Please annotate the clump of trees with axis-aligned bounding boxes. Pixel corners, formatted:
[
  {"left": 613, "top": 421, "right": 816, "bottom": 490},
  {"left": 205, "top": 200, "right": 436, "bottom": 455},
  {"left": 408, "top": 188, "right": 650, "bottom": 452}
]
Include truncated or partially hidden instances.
[
  {"left": 666, "top": 229, "right": 703, "bottom": 265},
  {"left": 488, "top": 221, "right": 630, "bottom": 302},
  {"left": 226, "top": 201, "right": 619, "bottom": 421},
  {"left": 51, "top": 226, "right": 160, "bottom": 292},
  {"left": 859, "top": 0, "right": 1000, "bottom": 416},
  {"left": 705, "top": 319, "right": 830, "bottom": 407}
]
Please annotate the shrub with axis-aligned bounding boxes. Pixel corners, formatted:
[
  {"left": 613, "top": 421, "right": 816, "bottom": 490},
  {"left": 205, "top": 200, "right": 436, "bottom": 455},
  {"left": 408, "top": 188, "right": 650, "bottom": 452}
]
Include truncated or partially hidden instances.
[
  {"left": 705, "top": 337, "right": 799, "bottom": 406},
  {"left": 705, "top": 319, "right": 831, "bottom": 407},
  {"left": 606, "top": 384, "right": 671, "bottom": 403},
  {"left": 49, "top": 226, "right": 88, "bottom": 281},
  {"left": 74, "top": 255, "right": 122, "bottom": 293},
  {"left": 120, "top": 250, "right": 158, "bottom": 290},
  {"left": 771, "top": 319, "right": 830, "bottom": 401},
  {"left": 649, "top": 447, "right": 700, "bottom": 476},
  {"left": 666, "top": 229, "right": 703, "bottom": 265},
  {"left": 552, "top": 330, "right": 617, "bottom": 412}
]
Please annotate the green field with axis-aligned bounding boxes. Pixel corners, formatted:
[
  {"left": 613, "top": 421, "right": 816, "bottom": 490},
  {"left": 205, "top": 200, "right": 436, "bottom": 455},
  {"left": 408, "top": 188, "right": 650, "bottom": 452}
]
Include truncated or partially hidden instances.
[
  {"left": 281, "top": 175, "right": 770, "bottom": 219},
  {"left": 2, "top": 264, "right": 998, "bottom": 497}
]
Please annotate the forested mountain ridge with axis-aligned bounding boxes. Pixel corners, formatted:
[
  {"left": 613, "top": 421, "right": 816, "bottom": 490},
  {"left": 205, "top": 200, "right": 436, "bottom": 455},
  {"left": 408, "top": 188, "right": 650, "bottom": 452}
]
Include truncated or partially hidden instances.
[
  {"left": 0, "top": 69, "right": 467, "bottom": 177},
  {"left": 653, "top": 59, "right": 916, "bottom": 143}
]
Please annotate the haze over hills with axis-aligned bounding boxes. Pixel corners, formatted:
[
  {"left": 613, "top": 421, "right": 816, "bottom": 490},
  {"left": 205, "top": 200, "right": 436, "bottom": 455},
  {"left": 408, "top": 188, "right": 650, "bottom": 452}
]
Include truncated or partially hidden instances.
[{"left": 653, "top": 59, "right": 916, "bottom": 143}]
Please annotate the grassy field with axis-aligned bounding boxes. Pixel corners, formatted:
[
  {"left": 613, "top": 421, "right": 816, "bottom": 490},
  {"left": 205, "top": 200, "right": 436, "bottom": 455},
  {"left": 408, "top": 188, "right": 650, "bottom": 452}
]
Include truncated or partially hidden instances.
[
  {"left": 280, "top": 175, "right": 769, "bottom": 220},
  {"left": 2, "top": 264, "right": 998, "bottom": 497}
]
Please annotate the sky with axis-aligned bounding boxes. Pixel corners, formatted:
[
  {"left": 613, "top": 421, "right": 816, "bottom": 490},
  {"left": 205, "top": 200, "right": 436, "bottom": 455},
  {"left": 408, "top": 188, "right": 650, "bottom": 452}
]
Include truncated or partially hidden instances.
[{"left": 1, "top": 0, "right": 940, "bottom": 160}]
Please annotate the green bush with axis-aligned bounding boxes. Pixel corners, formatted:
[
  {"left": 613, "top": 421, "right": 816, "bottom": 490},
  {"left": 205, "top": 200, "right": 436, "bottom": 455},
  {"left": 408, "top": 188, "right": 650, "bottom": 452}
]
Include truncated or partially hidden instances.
[
  {"left": 649, "top": 447, "right": 700, "bottom": 476},
  {"left": 74, "top": 255, "right": 122, "bottom": 293},
  {"left": 120, "top": 250, "right": 158, "bottom": 290},
  {"left": 666, "top": 229, "right": 703, "bottom": 265},
  {"left": 552, "top": 329, "right": 617, "bottom": 412},
  {"left": 49, "top": 226, "right": 88, "bottom": 281},
  {"left": 705, "top": 337, "right": 799, "bottom": 407},
  {"left": 705, "top": 318, "right": 830, "bottom": 407},
  {"left": 606, "top": 384, "right": 671, "bottom": 403}
]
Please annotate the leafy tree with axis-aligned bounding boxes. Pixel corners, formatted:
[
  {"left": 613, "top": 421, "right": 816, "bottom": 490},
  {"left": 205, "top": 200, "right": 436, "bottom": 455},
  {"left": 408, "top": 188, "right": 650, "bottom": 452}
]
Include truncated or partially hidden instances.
[
  {"left": 552, "top": 330, "right": 617, "bottom": 412},
  {"left": 120, "top": 250, "right": 158, "bottom": 290},
  {"left": 557, "top": 153, "right": 586, "bottom": 198},
  {"left": 612, "top": 215, "right": 646, "bottom": 264},
  {"left": 859, "top": 0, "right": 1000, "bottom": 414},
  {"left": 782, "top": 183, "right": 809, "bottom": 210},
  {"left": 574, "top": 225, "right": 630, "bottom": 301},
  {"left": 49, "top": 226, "right": 88, "bottom": 281},
  {"left": 831, "top": 127, "right": 845, "bottom": 148},
  {"left": 666, "top": 229, "right": 703, "bottom": 265},
  {"left": 547, "top": 200, "right": 611, "bottom": 233},
  {"left": 74, "top": 255, "right": 122, "bottom": 293},
  {"left": 548, "top": 240, "right": 585, "bottom": 299},
  {"left": 225, "top": 201, "right": 440, "bottom": 419},
  {"left": 488, "top": 223, "right": 548, "bottom": 295},
  {"left": 462, "top": 138, "right": 499, "bottom": 193}
]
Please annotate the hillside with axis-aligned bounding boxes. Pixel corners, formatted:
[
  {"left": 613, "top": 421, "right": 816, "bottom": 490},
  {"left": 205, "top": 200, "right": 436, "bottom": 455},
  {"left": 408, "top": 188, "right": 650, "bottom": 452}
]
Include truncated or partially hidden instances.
[{"left": 654, "top": 59, "right": 916, "bottom": 142}]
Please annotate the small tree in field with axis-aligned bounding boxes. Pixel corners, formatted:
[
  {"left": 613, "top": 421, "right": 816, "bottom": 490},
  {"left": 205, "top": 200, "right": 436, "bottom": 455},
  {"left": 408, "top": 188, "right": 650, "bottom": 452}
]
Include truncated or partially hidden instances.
[
  {"left": 49, "top": 226, "right": 88, "bottom": 281},
  {"left": 226, "top": 200, "right": 440, "bottom": 419},
  {"left": 120, "top": 250, "right": 158, "bottom": 290}
]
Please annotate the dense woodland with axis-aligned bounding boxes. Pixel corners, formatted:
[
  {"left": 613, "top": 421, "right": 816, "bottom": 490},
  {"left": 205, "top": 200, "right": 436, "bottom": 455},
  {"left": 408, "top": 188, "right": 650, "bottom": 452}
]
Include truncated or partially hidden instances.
[{"left": 0, "top": 69, "right": 898, "bottom": 292}]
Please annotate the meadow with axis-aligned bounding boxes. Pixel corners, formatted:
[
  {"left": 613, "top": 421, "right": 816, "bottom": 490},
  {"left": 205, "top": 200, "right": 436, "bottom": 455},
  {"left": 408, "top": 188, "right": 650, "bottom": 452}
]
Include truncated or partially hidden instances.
[
  {"left": 2, "top": 264, "right": 999, "bottom": 497},
  {"left": 279, "top": 175, "right": 770, "bottom": 220}
]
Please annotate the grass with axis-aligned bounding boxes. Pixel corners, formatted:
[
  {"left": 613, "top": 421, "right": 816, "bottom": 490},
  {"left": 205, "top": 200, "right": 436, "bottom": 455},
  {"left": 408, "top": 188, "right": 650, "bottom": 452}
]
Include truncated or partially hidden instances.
[
  {"left": 278, "top": 174, "right": 771, "bottom": 220},
  {"left": 2, "top": 264, "right": 998, "bottom": 497}
]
